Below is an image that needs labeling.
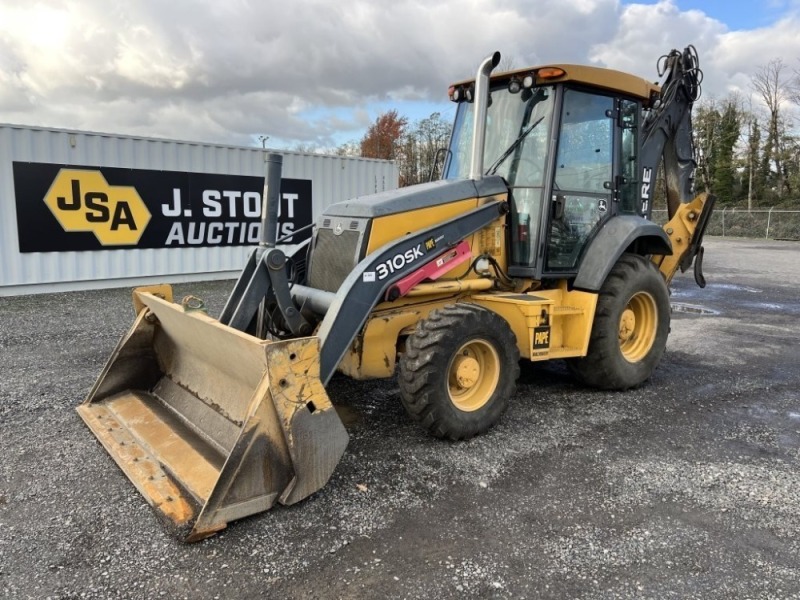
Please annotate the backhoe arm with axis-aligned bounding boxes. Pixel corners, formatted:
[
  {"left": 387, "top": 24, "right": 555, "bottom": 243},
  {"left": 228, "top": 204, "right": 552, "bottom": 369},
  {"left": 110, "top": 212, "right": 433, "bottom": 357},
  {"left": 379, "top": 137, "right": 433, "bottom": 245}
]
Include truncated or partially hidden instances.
[
  {"left": 640, "top": 46, "right": 702, "bottom": 219},
  {"left": 654, "top": 192, "right": 715, "bottom": 287},
  {"left": 640, "top": 46, "right": 714, "bottom": 287}
]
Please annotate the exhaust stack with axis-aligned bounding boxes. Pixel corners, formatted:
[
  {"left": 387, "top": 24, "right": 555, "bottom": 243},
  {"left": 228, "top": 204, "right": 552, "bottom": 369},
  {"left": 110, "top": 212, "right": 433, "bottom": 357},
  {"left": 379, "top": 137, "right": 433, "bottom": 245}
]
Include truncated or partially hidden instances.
[
  {"left": 469, "top": 51, "right": 501, "bottom": 180},
  {"left": 260, "top": 153, "right": 283, "bottom": 249}
]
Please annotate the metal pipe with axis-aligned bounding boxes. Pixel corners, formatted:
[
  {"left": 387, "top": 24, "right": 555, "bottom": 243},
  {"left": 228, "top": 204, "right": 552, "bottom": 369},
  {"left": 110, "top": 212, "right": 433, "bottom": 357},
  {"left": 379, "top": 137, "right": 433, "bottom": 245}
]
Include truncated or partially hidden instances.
[
  {"left": 256, "top": 153, "right": 283, "bottom": 338},
  {"left": 722, "top": 206, "right": 726, "bottom": 237},
  {"left": 404, "top": 278, "right": 494, "bottom": 297},
  {"left": 261, "top": 153, "right": 283, "bottom": 249},
  {"left": 767, "top": 207, "right": 773, "bottom": 239},
  {"left": 290, "top": 284, "right": 336, "bottom": 315},
  {"left": 469, "top": 51, "right": 501, "bottom": 180}
]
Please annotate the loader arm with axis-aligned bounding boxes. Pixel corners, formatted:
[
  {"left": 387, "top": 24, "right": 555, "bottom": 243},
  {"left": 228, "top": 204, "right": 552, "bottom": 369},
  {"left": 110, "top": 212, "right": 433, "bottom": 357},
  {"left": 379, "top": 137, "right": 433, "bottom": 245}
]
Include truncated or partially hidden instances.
[
  {"left": 209, "top": 200, "right": 508, "bottom": 384},
  {"left": 314, "top": 200, "right": 508, "bottom": 383},
  {"left": 217, "top": 198, "right": 509, "bottom": 383}
]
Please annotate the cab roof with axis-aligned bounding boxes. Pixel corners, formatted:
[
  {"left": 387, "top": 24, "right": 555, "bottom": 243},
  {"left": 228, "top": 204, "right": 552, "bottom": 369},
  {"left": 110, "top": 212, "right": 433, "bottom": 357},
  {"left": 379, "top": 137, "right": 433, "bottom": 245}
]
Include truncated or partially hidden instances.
[{"left": 452, "top": 63, "right": 660, "bottom": 103}]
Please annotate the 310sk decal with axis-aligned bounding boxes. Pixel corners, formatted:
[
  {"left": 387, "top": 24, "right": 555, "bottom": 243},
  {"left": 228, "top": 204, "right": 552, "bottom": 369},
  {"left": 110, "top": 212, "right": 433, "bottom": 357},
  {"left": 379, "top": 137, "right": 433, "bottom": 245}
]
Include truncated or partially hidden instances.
[
  {"left": 362, "top": 244, "right": 426, "bottom": 282},
  {"left": 374, "top": 245, "right": 425, "bottom": 280}
]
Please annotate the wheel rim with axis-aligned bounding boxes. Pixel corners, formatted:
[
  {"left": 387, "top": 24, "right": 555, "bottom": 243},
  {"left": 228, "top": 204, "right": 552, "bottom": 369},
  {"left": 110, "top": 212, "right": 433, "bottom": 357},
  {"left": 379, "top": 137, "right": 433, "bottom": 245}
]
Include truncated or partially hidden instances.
[
  {"left": 447, "top": 339, "right": 501, "bottom": 412},
  {"left": 618, "top": 291, "right": 657, "bottom": 363}
]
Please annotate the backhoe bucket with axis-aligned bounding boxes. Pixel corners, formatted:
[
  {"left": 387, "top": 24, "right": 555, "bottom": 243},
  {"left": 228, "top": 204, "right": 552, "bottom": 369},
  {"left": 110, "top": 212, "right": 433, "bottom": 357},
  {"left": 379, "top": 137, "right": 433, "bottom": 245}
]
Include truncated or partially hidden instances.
[{"left": 77, "top": 291, "right": 348, "bottom": 542}]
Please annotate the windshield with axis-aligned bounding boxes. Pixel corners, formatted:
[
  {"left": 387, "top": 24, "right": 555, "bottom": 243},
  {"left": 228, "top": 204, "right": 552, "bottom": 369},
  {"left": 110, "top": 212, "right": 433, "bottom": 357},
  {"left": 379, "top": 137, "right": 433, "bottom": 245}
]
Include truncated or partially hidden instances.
[{"left": 444, "top": 84, "right": 555, "bottom": 187}]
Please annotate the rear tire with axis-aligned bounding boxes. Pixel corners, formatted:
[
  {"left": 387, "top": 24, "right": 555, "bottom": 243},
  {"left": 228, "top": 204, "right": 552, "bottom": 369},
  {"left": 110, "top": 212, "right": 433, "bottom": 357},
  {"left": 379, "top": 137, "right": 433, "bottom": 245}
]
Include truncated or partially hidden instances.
[
  {"left": 567, "top": 254, "right": 670, "bottom": 390},
  {"left": 399, "top": 304, "right": 520, "bottom": 440}
]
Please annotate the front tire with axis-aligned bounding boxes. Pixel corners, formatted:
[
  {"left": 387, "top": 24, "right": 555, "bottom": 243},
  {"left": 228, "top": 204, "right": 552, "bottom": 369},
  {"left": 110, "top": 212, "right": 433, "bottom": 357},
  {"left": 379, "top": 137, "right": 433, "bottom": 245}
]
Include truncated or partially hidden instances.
[
  {"left": 399, "top": 304, "right": 520, "bottom": 440},
  {"left": 568, "top": 253, "right": 670, "bottom": 390}
]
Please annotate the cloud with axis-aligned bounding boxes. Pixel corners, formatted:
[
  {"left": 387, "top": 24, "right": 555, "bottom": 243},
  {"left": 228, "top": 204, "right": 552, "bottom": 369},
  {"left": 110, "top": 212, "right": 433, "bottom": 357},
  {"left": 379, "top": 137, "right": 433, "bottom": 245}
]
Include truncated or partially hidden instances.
[
  {"left": 0, "top": 0, "right": 797, "bottom": 148},
  {"left": 589, "top": 0, "right": 726, "bottom": 78},
  {"left": 710, "top": 15, "right": 800, "bottom": 99}
]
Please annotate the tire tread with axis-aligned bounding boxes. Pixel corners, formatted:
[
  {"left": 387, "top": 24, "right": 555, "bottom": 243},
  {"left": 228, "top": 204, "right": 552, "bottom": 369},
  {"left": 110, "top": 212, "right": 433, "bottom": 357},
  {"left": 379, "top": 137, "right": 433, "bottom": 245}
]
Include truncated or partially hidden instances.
[{"left": 399, "top": 304, "right": 520, "bottom": 440}]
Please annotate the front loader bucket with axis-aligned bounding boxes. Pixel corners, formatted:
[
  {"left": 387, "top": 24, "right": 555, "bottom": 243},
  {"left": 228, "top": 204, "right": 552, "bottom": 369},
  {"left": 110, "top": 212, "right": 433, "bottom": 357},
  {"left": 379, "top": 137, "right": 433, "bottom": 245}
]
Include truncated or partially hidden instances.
[{"left": 77, "top": 292, "right": 348, "bottom": 542}]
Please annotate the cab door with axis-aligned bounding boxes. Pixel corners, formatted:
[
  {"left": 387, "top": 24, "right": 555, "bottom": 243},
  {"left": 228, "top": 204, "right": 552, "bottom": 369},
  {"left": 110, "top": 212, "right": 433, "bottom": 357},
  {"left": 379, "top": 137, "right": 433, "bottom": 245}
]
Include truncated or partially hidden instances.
[{"left": 541, "top": 89, "right": 616, "bottom": 273}]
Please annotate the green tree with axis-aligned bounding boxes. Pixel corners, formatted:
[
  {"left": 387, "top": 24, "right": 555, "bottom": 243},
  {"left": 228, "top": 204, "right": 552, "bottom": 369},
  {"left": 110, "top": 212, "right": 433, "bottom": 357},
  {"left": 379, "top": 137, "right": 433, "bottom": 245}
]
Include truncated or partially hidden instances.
[
  {"left": 692, "top": 95, "right": 745, "bottom": 206},
  {"left": 713, "top": 96, "right": 744, "bottom": 205}
]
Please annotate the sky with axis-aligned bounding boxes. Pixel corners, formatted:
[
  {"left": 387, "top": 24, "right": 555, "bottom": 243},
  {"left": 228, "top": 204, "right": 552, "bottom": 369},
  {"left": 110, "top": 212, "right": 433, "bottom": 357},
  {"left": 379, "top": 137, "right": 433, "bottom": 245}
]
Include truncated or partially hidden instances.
[{"left": 2, "top": 0, "right": 800, "bottom": 152}]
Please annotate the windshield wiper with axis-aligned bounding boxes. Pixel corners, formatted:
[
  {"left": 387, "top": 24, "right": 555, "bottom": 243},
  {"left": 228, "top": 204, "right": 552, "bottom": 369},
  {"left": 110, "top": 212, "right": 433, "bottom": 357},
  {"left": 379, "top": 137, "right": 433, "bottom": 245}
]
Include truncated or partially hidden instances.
[{"left": 486, "top": 115, "right": 545, "bottom": 176}]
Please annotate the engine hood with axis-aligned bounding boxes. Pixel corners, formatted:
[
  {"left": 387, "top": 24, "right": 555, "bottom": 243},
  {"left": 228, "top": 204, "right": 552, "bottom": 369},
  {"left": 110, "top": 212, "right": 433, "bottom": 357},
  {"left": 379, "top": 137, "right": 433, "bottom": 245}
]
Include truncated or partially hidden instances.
[{"left": 323, "top": 176, "right": 508, "bottom": 219}]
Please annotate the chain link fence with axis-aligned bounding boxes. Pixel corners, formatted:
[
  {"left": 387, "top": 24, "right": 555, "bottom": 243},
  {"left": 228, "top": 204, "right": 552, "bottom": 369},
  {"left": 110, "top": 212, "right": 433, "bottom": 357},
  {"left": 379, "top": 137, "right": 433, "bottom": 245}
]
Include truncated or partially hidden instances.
[{"left": 651, "top": 208, "right": 800, "bottom": 240}]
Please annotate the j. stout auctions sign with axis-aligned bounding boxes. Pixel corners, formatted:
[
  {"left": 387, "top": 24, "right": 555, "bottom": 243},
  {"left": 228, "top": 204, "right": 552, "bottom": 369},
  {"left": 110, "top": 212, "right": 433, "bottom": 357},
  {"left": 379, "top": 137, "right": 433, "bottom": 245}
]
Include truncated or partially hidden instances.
[{"left": 13, "top": 162, "right": 312, "bottom": 253}]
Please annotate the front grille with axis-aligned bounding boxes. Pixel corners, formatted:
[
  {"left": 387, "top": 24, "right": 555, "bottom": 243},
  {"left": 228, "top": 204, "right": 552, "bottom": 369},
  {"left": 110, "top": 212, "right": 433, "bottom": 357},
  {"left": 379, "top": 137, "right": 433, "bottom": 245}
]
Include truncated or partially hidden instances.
[{"left": 308, "top": 228, "right": 362, "bottom": 293}]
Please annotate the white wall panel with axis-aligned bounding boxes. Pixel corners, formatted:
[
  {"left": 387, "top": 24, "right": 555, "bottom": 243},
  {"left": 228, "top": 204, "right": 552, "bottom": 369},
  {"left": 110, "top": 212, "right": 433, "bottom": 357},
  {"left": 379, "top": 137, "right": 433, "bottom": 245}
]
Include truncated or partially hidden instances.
[{"left": 0, "top": 124, "right": 397, "bottom": 295}]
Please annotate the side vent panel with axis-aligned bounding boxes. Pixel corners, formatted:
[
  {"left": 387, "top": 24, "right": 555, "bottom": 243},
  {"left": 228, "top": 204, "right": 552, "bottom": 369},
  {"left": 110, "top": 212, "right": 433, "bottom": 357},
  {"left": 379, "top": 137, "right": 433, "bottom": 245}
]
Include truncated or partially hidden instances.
[{"left": 307, "top": 217, "right": 370, "bottom": 293}]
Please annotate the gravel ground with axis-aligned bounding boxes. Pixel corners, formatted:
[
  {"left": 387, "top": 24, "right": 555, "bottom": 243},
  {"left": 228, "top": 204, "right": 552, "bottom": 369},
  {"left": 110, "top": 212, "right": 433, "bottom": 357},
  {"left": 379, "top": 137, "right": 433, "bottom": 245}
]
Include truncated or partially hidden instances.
[{"left": 1, "top": 237, "right": 800, "bottom": 599}]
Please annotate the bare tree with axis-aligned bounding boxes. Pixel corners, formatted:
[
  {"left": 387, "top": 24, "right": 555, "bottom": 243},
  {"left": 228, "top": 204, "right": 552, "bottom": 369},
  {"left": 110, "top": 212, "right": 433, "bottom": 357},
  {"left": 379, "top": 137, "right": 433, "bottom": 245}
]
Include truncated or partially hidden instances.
[
  {"left": 790, "top": 59, "right": 800, "bottom": 105},
  {"left": 334, "top": 140, "right": 361, "bottom": 157},
  {"left": 752, "top": 58, "right": 791, "bottom": 198},
  {"left": 692, "top": 97, "right": 718, "bottom": 193},
  {"left": 398, "top": 112, "right": 451, "bottom": 186},
  {"left": 497, "top": 55, "right": 518, "bottom": 73}
]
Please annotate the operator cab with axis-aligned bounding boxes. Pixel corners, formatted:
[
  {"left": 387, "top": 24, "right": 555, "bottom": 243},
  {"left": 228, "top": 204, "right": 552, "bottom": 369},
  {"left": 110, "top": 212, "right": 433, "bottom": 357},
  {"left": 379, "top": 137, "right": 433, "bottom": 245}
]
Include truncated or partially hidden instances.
[{"left": 444, "top": 65, "right": 656, "bottom": 280}]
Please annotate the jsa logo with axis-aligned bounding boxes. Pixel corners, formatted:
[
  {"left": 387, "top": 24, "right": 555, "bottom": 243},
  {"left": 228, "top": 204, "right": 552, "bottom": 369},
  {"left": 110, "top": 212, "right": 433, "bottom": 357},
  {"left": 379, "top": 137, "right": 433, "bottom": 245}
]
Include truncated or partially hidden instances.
[
  {"left": 375, "top": 245, "right": 424, "bottom": 280},
  {"left": 44, "top": 169, "right": 151, "bottom": 245}
]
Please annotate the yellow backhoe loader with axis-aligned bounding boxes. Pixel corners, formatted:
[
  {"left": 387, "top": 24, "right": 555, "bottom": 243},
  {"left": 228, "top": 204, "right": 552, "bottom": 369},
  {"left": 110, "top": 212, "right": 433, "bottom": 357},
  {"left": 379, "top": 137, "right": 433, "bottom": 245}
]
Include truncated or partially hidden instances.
[{"left": 78, "top": 47, "right": 714, "bottom": 541}]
